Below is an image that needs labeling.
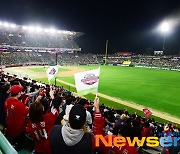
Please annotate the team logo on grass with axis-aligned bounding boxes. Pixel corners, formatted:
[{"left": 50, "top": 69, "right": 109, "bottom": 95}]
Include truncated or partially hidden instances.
[{"left": 81, "top": 73, "right": 99, "bottom": 85}]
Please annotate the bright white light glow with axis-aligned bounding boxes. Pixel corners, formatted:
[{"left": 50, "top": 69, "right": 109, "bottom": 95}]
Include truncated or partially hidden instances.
[
  {"left": 62, "top": 31, "right": 68, "bottom": 34},
  {"left": 49, "top": 28, "right": 56, "bottom": 33},
  {"left": 0, "top": 21, "right": 75, "bottom": 35},
  {"left": 22, "top": 26, "right": 28, "bottom": 30},
  {"left": 69, "top": 32, "right": 74, "bottom": 35},
  {"left": 3, "top": 22, "right": 10, "bottom": 27},
  {"left": 10, "top": 24, "right": 16, "bottom": 28},
  {"left": 57, "top": 30, "right": 62, "bottom": 33},
  {"left": 35, "top": 27, "right": 43, "bottom": 32},
  {"left": 28, "top": 26, "right": 35, "bottom": 31},
  {"left": 160, "top": 21, "right": 170, "bottom": 33},
  {"left": 44, "top": 28, "right": 50, "bottom": 32}
]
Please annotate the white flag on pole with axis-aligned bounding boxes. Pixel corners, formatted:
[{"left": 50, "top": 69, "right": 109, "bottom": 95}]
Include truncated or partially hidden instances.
[
  {"left": 46, "top": 66, "right": 58, "bottom": 83},
  {"left": 74, "top": 67, "right": 100, "bottom": 96}
]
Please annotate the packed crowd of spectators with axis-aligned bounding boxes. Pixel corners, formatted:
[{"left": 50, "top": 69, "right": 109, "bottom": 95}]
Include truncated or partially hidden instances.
[
  {"left": 1, "top": 51, "right": 180, "bottom": 69},
  {"left": 0, "top": 71, "right": 179, "bottom": 154},
  {"left": 58, "top": 53, "right": 101, "bottom": 65},
  {"left": 1, "top": 52, "right": 43, "bottom": 65},
  {"left": 102, "top": 54, "right": 180, "bottom": 69},
  {"left": 132, "top": 57, "right": 180, "bottom": 69},
  {"left": 1, "top": 52, "right": 102, "bottom": 66},
  {"left": 0, "top": 32, "right": 22, "bottom": 46},
  {"left": 0, "top": 31, "right": 79, "bottom": 49}
]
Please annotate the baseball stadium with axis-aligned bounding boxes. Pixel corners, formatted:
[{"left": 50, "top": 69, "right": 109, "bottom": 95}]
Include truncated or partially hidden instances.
[{"left": 0, "top": 21, "right": 180, "bottom": 154}]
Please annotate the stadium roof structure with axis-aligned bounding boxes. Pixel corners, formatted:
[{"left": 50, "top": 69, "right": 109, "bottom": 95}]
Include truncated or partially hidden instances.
[{"left": 0, "top": 21, "right": 83, "bottom": 52}]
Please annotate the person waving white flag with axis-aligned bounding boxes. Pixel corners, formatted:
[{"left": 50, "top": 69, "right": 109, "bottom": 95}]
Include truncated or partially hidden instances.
[
  {"left": 74, "top": 67, "right": 100, "bottom": 96},
  {"left": 46, "top": 66, "right": 58, "bottom": 84}
]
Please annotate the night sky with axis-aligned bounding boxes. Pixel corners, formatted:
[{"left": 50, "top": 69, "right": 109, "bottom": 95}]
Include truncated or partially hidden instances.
[{"left": 0, "top": 0, "right": 180, "bottom": 54}]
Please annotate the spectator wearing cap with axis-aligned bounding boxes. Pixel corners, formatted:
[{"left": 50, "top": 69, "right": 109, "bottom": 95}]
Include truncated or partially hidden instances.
[
  {"left": 4, "top": 85, "right": 29, "bottom": 150},
  {"left": 46, "top": 97, "right": 105, "bottom": 154}
]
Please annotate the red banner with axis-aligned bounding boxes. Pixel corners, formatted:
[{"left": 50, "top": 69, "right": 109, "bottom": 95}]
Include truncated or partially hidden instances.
[{"left": 143, "top": 108, "right": 152, "bottom": 117}]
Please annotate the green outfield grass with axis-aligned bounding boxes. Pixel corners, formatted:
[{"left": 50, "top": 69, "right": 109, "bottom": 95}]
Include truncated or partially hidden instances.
[
  {"left": 23, "top": 65, "right": 180, "bottom": 120},
  {"left": 56, "top": 65, "right": 180, "bottom": 119}
]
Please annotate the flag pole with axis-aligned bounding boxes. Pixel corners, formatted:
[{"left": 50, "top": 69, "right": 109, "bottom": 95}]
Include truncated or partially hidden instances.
[
  {"left": 55, "top": 52, "right": 58, "bottom": 86},
  {"left": 95, "top": 66, "right": 100, "bottom": 98},
  {"left": 105, "top": 40, "right": 108, "bottom": 65}
]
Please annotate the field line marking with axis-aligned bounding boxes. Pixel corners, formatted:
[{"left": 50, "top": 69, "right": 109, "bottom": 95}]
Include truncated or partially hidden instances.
[{"left": 56, "top": 79, "right": 180, "bottom": 124}]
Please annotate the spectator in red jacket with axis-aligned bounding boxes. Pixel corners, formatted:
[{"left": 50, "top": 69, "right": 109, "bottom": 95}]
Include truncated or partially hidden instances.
[
  {"left": 46, "top": 96, "right": 104, "bottom": 154},
  {"left": 26, "top": 100, "right": 59, "bottom": 153},
  {"left": 4, "top": 85, "right": 29, "bottom": 150},
  {"left": 141, "top": 122, "right": 152, "bottom": 137}
]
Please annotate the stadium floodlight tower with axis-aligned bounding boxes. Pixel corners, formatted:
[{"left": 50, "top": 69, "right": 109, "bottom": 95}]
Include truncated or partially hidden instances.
[{"left": 160, "top": 21, "right": 170, "bottom": 52}]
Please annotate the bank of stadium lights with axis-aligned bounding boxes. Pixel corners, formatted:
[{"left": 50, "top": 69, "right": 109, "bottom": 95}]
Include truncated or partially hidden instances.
[
  {"left": 58, "top": 30, "right": 74, "bottom": 35},
  {"left": 22, "top": 26, "right": 28, "bottom": 30},
  {"left": 57, "top": 30, "right": 61, "bottom": 34},
  {"left": 3, "top": 22, "right": 10, "bottom": 27},
  {"left": 0, "top": 21, "right": 75, "bottom": 35},
  {"left": 158, "top": 21, "right": 172, "bottom": 51},
  {"left": 22, "top": 26, "right": 57, "bottom": 34},
  {"left": 28, "top": 26, "right": 35, "bottom": 31},
  {"left": 24, "top": 26, "right": 43, "bottom": 32},
  {"left": 44, "top": 28, "right": 50, "bottom": 33},
  {"left": 35, "top": 27, "right": 43, "bottom": 32},
  {"left": 10, "top": 24, "right": 16, "bottom": 28},
  {"left": 49, "top": 28, "right": 56, "bottom": 33},
  {"left": 21, "top": 26, "right": 74, "bottom": 35},
  {"left": 0, "top": 21, "right": 17, "bottom": 28},
  {"left": 160, "top": 21, "right": 170, "bottom": 33},
  {"left": 22, "top": 25, "right": 53, "bottom": 33}
]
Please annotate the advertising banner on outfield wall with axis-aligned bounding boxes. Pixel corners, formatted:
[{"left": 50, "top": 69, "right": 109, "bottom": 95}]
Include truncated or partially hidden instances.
[{"left": 117, "top": 52, "right": 132, "bottom": 56}]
